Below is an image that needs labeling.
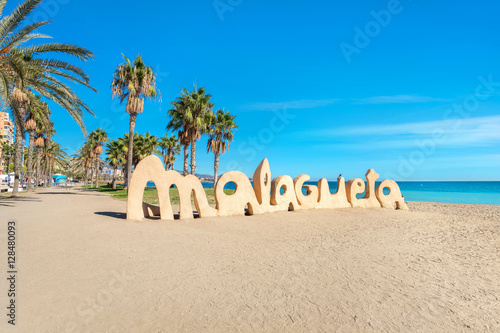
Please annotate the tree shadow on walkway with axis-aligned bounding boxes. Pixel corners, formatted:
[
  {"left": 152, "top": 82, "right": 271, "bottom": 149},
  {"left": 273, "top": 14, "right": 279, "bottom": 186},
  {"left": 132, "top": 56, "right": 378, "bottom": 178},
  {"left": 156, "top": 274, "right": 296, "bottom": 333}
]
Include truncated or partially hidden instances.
[
  {"left": 37, "top": 191, "right": 95, "bottom": 196},
  {"left": 0, "top": 196, "right": 41, "bottom": 207},
  {"left": 94, "top": 211, "right": 192, "bottom": 220},
  {"left": 94, "top": 211, "right": 127, "bottom": 219}
]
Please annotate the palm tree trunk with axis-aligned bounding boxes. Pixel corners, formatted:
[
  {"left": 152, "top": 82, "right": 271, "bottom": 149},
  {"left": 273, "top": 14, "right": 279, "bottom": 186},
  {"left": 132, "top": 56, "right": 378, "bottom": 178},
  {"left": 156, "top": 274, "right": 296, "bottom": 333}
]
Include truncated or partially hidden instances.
[
  {"left": 213, "top": 151, "right": 220, "bottom": 187},
  {"left": 163, "top": 154, "right": 169, "bottom": 171},
  {"left": 112, "top": 168, "right": 117, "bottom": 189},
  {"left": 48, "top": 160, "right": 53, "bottom": 187},
  {"left": 90, "top": 166, "right": 94, "bottom": 187},
  {"left": 83, "top": 167, "right": 87, "bottom": 185},
  {"left": 35, "top": 148, "right": 40, "bottom": 190},
  {"left": 183, "top": 144, "right": 189, "bottom": 176},
  {"left": 124, "top": 113, "right": 137, "bottom": 190},
  {"left": 190, "top": 139, "right": 197, "bottom": 175},
  {"left": 12, "top": 118, "right": 24, "bottom": 196},
  {"left": 171, "top": 159, "right": 175, "bottom": 171},
  {"left": 122, "top": 164, "right": 127, "bottom": 187},
  {"left": 43, "top": 168, "right": 47, "bottom": 188},
  {"left": 95, "top": 156, "right": 99, "bottom": 188},
  {"left": 27, "top": 130, "right": 35, "bottom": 191}
]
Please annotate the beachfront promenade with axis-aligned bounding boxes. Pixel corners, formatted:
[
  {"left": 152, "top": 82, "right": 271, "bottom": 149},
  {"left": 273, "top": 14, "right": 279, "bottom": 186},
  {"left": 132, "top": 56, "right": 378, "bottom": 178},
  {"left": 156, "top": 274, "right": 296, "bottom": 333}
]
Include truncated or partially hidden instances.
[{"left": 0, "top": 187, "right": 499, "bottom": 332}]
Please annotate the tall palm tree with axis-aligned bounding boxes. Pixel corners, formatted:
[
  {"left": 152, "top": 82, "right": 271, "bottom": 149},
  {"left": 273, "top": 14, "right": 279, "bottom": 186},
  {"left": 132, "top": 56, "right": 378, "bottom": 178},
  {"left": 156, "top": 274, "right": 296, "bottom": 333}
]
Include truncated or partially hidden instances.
[
  {"left": 33, "top": 129, "right": 44, "bottom": 188},
  {"left": 40, "top": 141, "right": 68, "bottom": 185},
  {"left": 111, "top": 54, "right": 160, "bottom": 190},
  {"left": 159, "top": 134, "right": 180, "bottom": 171},
  {"left": 206, "top": 109, "right": 237, "bottom": 186},
  {"left": 0, "top": 0, "right": 96, "bottom": 195},
  {"left": 105, "top": 139, "right": 125, "bottom": 189},
  {"left": 88, "top": 128, "right": 108, "bottom": 188},
  {"left": 187, "top": 86, "right": 213, "bottom": 175},
  {"left": 84, "top": 141, "right": 94, "bottom": 186},
  {"left": 167, "top": 85, "right": 213, "bottom": 175},
  {"left": 72, "top": 143, "right": 93, "bottom": 185},
  {"left": 167, "top": 96, "right": 190, "bottom": 175},
  {"left": 35, "top": 119, "right": 53, "bottom": 188},
  {"left": 41, "top": 124, "right": 55, "bottom": 187},
  {"left": 24, "top": 95, "right": 48, "bottom": 191}
]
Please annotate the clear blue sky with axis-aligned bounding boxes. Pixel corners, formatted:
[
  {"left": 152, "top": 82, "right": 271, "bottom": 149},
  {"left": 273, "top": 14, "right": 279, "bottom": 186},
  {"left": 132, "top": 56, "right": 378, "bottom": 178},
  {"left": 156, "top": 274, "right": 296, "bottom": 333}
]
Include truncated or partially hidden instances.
[{"left": 12, "top": 0, "right": 500, "bottom": 180}]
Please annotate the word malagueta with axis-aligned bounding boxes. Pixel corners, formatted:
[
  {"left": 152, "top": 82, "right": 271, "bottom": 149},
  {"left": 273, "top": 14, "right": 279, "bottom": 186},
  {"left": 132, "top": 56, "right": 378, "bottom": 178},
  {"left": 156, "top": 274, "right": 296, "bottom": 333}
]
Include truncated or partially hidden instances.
[{"left": 127, "top": 156, "right": 408, "bottom": 220}]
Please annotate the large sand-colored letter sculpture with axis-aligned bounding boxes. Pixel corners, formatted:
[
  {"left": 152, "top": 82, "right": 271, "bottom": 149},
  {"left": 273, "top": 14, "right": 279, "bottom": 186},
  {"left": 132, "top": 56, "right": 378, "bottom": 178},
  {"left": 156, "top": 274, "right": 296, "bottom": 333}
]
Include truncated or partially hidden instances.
[{"left": 127, "top": 156, "right": 408, "bottom": 220}]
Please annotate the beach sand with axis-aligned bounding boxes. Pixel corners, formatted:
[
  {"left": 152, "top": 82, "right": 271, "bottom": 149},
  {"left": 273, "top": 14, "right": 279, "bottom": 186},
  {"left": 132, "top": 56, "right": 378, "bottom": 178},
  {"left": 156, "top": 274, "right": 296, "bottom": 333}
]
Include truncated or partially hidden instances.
[{"left": 0, "top": 186, "right": 499, "bottom": 332}]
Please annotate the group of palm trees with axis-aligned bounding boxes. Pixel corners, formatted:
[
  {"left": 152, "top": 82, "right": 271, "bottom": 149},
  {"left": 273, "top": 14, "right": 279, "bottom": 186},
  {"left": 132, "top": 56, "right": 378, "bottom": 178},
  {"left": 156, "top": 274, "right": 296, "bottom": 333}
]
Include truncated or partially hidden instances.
[
  {"left": 0, "top": 0, "right": 95, "bottom": 196},
  {"left": 0, "top": 0, "right": 238, "bottom": 194},
  {"left": 1, "top": 125, "right": 68, "bottom": 190},
  {"left": 167, "top": 85, "right": 238, "bottom": 183},
  {"left": 75, "top": 53, "right": 238, "bottom": 190},
  {"left": 72, "top": 130, "right": 181, "bottom": 189},
  {"left": 73, "top": 80, "right": 239, "bottom": 188}
]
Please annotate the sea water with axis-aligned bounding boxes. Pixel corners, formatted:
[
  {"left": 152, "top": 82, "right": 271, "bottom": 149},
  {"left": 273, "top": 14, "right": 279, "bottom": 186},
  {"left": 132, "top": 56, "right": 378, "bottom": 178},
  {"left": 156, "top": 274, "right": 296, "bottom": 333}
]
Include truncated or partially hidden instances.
[
  {"left": 391, "top": 181, "right": 500, "bottom": 205},
  {"left": 147, "top": 181, "right": 500, "bottom": 205}
]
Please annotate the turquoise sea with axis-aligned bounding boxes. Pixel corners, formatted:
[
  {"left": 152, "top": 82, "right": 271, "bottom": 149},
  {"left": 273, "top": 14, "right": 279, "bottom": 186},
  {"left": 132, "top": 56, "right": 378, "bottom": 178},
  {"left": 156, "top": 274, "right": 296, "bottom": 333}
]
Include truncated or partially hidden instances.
[
  {"left": 386, "top": 181, "right": 500, "bottom": 205},
  {"left": 147, "top": 181, "right": 500, "bottom": 205}
]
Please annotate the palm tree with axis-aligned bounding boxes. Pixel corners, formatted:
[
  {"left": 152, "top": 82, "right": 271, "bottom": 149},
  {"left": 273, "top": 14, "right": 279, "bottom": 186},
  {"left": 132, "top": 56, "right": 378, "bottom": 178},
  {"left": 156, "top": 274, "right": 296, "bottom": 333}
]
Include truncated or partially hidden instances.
[
  {"left": 117, "top": 132, "right": 159, "bottom": 168},
  {"left": 159, "top": 134, "right": 180, "bottom": 171},
  {"left": 138, "top": 132, "right": 160, "bottom": 160},
  {"left": 34, "top": 119, "right": 53, "bottom": 188},
  {"left": 187, "top": 86, "right": 213, "bottom": 175},
  {"left": 167, "top": 85, "right": 213, "bottom": 175},
  {"left": 206, "top": 109, "right": 237, "bottom": 186},
  {"left": 41, "top": 124, "right": 56, "bottom": 187},
  {"left": 34, "top": 129, "right": 44, "bottom": 188},
  {"left": 24, "top": 95, "right": 48, "bottom": 191},
  {"left": 114, "top": 135, "right": 129, "bottom": 181},
  {"left": 88, "top": 128, "right": 108, "bottom": 188},
  {"left": 0, "top": 0, "right": 96, "bottom": 195},
  {"left": 111, "top": 54, "right": 160, "bottom": 190},
  {"left": 167, "top": 96, "right": 190, "bottom": 175},
  {"left": 72, "top": 143, "right": 93, "bottom": 185},
  {"left": 106, "top": 139, "right": 125, "bottom": 189},
  {"left": 40, "top": 141, "right": 68, "bottom": 185}
]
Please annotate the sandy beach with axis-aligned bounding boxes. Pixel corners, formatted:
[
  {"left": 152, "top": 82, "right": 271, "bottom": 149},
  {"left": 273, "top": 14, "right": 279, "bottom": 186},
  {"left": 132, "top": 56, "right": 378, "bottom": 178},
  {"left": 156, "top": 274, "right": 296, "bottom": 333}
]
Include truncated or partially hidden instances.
[{"left": 0, "top": 186, "right": 499, "bottom": 332}]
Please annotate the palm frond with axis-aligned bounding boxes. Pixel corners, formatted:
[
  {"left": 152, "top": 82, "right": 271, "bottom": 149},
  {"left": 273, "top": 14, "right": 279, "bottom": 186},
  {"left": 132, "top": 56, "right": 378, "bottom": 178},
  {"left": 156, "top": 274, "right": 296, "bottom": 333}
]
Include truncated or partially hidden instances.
[
  {"left": 21, "top": 43, "right": 94, "bottom": 60},
  {"left": 0, "top": 0, "right": 42, "bottom": 46}
]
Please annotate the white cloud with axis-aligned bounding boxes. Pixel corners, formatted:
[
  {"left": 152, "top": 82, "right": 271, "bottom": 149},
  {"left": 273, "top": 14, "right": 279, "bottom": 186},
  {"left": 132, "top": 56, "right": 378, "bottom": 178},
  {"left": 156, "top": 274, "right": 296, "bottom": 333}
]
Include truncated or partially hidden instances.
[
  {"left": 310, "top": 115, "right": 500, "bottom": 148},
  {"left": 356, "top": 95, "right": 451, "bottom": 104},
  {"left": 334, "top": 114, "right": 500, "bottom": 135},
  {"left": 242, "top": 99, "right": 341, "bottom": 111},
  {"left": 242, "top": 95, "right": 450, "bottom": 111}
]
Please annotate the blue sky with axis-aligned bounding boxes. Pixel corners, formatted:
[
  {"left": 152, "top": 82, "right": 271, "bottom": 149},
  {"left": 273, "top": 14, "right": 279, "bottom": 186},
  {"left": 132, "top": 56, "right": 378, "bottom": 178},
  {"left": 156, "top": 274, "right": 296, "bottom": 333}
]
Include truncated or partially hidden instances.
[{"left": 11, "top": 0, "right": 500, "bottom": 180}]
